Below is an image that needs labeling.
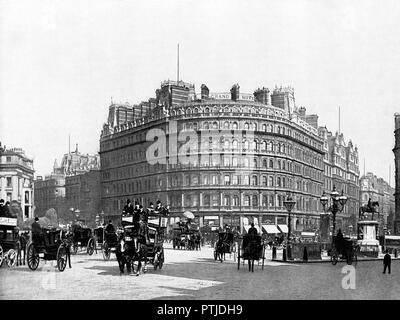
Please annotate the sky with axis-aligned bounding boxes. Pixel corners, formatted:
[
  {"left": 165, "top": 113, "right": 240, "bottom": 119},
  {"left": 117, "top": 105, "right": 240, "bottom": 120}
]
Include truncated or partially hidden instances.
[{"left": 0, "top": 0, "right": 399, "bottom": 185}]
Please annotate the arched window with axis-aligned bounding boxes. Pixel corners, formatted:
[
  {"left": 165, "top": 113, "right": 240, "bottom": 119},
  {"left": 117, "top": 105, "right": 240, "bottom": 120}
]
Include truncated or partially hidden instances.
[
  {"left": 224, "top": 195, "right": 230, "bottom": 206},
  {"left": 244, "top": 122, "right": 250, "bottom": 130},
  {"left": 232, "top": 140, "right": 239, "bottom": 150},
  {"left": 262, "top": 195, "right": 268, "bottom": 207},
  {"left": 204, "top": 107, "right": 210, "bottom": 115},
  {"left": 233, "top": 195, "right": 239, "bottom": 206},
  {"left": 243, "top": 140, "right": 249, "bottom": 150},
  {"left": 224, "top": 140, "right": 230, "bottom": 150},
  {"left": 203, "top": 194, "right": 210, "bottom": 207},
  {"left": 224, "top": 121, "right": 229, "bottom": 129},
  {"left": 244, "top": 158, "right": 249, "bottom": 167},
  {"left": 277, "top": 177, "right": 281, "bottom": 187},
  {"left": 232, "top": 122, "right": 238, "bottom": 130},
  {"left": 269, "top": 159, "right": 274, "bottom": 168},
  {"left": 244, "top": 196, "right": 250, "bottom": 206},
  {"left": 252, "top": 176, "right": 258, "bottom": 185},
  {"left": 263, "top": 159, "right": 267, "bottom": 167},
  {"left": 186, "top": 108, "right": 192, "bottom": 115},
  {"left": 267, "top": 141, "right": 273, "bottom": 152},
  {"left": 251, "top": 140, "right": 257, "bottom": 151},
  {"left": 269, "top": 176, "right": 274, "bottom": 187},
  {"left": 212, "top": 121, "right": 218, "bottom": 129},
  {"left": 252, "top": 195, "right": 258, "bottom": 207},
  {"left": 262, "top": 176, "right": 267, "bottom": 186},
  {"left": 253, "top": 158, "right": 257, "bottom": 168},
  {"left": 262, "top": 124, "right": 267, "bottom": 132},
  {"left": 194, "top": 108, "right": 199, "bottom": 114},
  {"left": 204, "top": 122, "right": 209, "bottom": 130}
]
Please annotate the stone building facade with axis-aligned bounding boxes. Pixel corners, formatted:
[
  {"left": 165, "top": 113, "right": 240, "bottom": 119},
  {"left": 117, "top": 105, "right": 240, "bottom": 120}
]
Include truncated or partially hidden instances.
[
  {"left": 0, "top": 143, "right": 34, "bottom": 220},
  {"left": 100, "top": 82, "right": 331, "bottom": 232},
  {"left": 393, "top": 113, "right": 400, "bottom": 233},
  {"left": 360, "top": 172, "right": 395, "bottom": 234},
  {"left": 34, "top": 145, "right": 100, "bottom": 220}
]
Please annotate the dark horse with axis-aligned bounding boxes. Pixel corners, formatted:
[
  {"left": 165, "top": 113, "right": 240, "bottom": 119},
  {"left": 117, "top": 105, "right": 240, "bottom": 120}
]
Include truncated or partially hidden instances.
[
  {"left": 244, "top": 235, "right": 261, "bottom": 272},
  {"left": 116, "top": 222, "right": 148, "bottom": 276},
  {"left": 16, "top": 231, "right": 29, "bottom": 266}
]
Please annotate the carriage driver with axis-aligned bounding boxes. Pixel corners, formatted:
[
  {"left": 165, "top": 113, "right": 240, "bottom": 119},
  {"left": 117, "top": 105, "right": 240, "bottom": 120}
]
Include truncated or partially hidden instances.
[
  {"left": 123, "top": 199, "right": 134, "bottom": 215},
  {"left": 32, "top": 217, "right": 43, "bottom": 244},
  {"left": 248, "top": 223, "right": 258, "bottom": 235}
]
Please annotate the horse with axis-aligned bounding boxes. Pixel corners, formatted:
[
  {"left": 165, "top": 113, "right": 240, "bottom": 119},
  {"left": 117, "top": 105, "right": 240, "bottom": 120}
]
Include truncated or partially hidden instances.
[
  {"left": 244, "top": 239, "right": 259, "bottom": 272},
  {"left": 359, "top": 201, "right": 379, "bottom": 219},
  {"left": 16, "top": 231, "right": 29, "bottom": 266}
]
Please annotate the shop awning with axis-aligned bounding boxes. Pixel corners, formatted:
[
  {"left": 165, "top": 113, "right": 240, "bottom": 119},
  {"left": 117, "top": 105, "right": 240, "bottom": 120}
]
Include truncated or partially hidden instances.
[
  {"left": 244, "top": 224, "right": 261, "bottom": 233},
  {"left": 262, "top": 224, "right": 280, "bottom": 234},
  {"left": 277, "top": 224, "right": 288, "bottom": 233}
]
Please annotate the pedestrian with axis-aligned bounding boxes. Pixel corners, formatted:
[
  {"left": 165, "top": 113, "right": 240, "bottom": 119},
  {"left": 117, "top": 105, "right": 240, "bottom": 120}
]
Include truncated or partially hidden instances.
[
  {"left": 32, "top": 217, "right": 42, "bottom": 244},
  {"left": 248, "top": 222, "right": 258, "bottom": 235},
  {"left": 123, "top": 199, "right": 133, "bottom": 215},
  {"left": 383, "top": 250, "right": 391, "bottom": 274}
]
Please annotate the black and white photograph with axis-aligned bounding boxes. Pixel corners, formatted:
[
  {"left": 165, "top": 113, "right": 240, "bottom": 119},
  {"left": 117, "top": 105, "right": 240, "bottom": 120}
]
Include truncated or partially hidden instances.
[{"left": 1, "top": 0, "right": 400, "bottom": 307}]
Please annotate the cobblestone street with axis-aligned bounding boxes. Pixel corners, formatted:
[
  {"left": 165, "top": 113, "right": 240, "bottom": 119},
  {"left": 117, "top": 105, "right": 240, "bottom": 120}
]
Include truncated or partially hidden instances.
[{"left": 1, "top": 243, "right": 400, "bottom": 300}]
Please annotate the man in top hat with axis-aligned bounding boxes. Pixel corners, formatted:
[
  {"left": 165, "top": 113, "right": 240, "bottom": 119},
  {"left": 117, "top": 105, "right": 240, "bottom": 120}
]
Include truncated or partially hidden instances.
[
  {"left": 123, "top": 199, "right": 134, "bottom": 215},
  {"left": 0, "top": 199, "right": 5, "bottom": 217}
]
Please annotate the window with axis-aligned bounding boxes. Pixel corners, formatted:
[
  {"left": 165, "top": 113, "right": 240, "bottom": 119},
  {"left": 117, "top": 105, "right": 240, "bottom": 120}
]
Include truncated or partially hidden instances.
[
  {"left": 224, "top": 121, "right": 229, "bottom": 129},
  {"left": 232, "top": 175, "right": 239, "bottom": 185},
  {"left": 212, "top": 195, "right": 219, "bottom": 207},
  {"left": 6, "top": 156, "right": 11, "bottom": 162},
  {"left": 269, "top": 176, "right": 274, "bottom": 187},
  {"left": 262, "top": 195, "right": 268, "bottom": 207},
  {"left": 212, "top": 175, "right": 219, "bottom": 185},
  {"left": 233, "top": 196, "right": 239, "bottom": 206},
  {"left": 232, "top": 122, "right": 238, "bottom": 130},
  {"left": 252, "top": 176, "right": 258, "bottom": 185},
  {"left": 244, "top": 196, "right": 250, "bottom": 206},
  {"left": 252, "top": 195, "right": 258, "bottom": 207},
  {"left": 224, "top": 175, "right": 231, "bottom": 185},
  {"left": 269, "top": 159, "right": 274, "bottom": 168},
  {"left": 224, "top": 195, "right": 230, "bottom": 206},
  {"left": 203, "top": 175, "right": 209, "bottom": 185},
  {"left": 262, "top": 176, "right": 267, "bottom": 186},
  {"left": 203, "top": 195, "right": 210, "bottom": 207},
  {"left": 224, "top": 157, "right": 230, "bottom": 167},
  {"left": 243, "top": 175, "right": 250, "bottom": 185},
  {"left": 244, "top": 123, "right": 250, "bottom": 130}
]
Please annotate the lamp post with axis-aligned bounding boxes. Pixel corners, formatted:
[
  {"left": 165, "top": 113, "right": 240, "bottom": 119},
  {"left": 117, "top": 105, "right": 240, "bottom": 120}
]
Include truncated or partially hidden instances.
[
  {"left": 283, "top": 194, "right": 296, "bottom": 260},
  {"left": 320, "top": 186, "right": 347, "bottom": 245}
]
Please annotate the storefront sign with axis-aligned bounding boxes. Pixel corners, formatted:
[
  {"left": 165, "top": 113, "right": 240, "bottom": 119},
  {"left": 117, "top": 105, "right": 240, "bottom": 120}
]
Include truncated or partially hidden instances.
[{"left": 0, "top": 217, "right": 17, "bottom": 226}]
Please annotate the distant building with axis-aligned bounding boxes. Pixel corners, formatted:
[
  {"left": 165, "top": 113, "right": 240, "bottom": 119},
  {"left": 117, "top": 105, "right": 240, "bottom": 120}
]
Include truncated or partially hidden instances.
[
  {"left": 318, "top": 127, "right": 360, "bottom": 232},
  {"left": 34, "top": 145, "right": 100, "bottom": 220},
  {"left": 393, "top": 113, "right": 400, "bottom": 233},
  {"left": 360, "top": 172, "right": 395, "bottom": 234},
  {"left": 0, "top": 142, "right": 34, "bottom": 220},
  {"left": 65, "top": 169, "right": 101, "bottom": 227}
]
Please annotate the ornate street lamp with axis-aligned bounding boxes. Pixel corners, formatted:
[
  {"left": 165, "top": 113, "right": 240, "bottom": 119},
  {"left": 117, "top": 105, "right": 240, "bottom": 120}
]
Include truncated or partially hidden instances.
[
  {"left": 283, "top": 194, "right": 296, "bottom": 260},
  {"left": 320, "top": 186, "right": 347, "bottom": 244}
]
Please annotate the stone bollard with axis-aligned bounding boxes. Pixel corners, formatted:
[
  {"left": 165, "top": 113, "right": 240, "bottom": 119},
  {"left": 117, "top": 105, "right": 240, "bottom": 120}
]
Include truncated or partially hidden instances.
[
  {"left": 272, "top": 246, "right": 277, "bottom": 260},
  {"left": 283, "top": 248, "right": 287, "bottom": 261},
  {"left": 303, "top": 246, "right": 308, "bottom": 262}
]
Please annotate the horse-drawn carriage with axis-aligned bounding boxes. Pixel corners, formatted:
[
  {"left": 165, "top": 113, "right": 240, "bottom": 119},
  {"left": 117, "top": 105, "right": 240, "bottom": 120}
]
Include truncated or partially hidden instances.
[
  {"left": 172, "top": 222, "right": 201, "bottom": 250},
  {"left": 70, "top": 224, "right": 95, "bottom": 255},
  {"left": 93, "top": 225, "right": 104, "bottom": 252},
  {"left": 237, "top": 234, "right": 265, "bottom": 272},
  {"left": 26, "top": 227, "right": 70, "bottom": 272},
  {"left": 214, "top": 231, "right": 236, "bottom": 262},
  {"left": 102, "top": 225, "right": 120, "bottom": 261},
  {"left": 146, "top": 213, "right": 166, "bottom": 270},
  {"left": 330, "top": 235, "right": 358, "bottom": 265},
  {"left": 0, "top": 217, "right": 19, "bottom": 268}
]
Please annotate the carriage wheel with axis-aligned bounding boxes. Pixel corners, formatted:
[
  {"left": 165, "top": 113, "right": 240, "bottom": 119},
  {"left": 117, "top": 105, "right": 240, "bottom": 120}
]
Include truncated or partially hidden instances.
[
  {"left": 0, "top": 245, "right": 4, "bottom": 268},
  {"left": 87, "top": 238, "right": 95, "bottom": 256},
  {"left": 102, "top": 242, "right": 110, "bottom": 260},
  {"left": 57, "top": 244, "right": 67, "bottom": 272},
  {"left": 6, "top": 249, "right": 17, "bottom": 268},
  {"left": 237, "top": 245, "right": 241, "bottom": 270},
  {"left": 331, "top": 248, "right": 338, "bottom": 265},
  {"left": 27, "top": 242, "right": 40, "bottom": 271},
  {"left": 154, "top": 253, "right": 159, "bottom": 270}
]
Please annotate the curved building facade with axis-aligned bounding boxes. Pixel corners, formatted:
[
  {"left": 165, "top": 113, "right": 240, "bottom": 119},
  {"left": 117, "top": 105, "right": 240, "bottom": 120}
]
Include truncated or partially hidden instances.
[{"left": 100, "top": 82, "right": 326, "bottom": 232}]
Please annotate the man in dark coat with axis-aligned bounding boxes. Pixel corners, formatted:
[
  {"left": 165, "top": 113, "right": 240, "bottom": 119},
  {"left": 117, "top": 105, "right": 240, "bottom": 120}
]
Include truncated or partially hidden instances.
[
  {"left": 32, "top": 217, "right": 42, "bottom": 244},
  {"left": 0, "top": 199, "right": 6, "bottom": 217},
  {"left": 248, "top": 223, "right": 258, "bottom": 235},
  {"left": 383, "top": 250, "right": 391, "bottom": 274},
  {"left": 123, "top": 199, "right": 134, "bottom": 215}
]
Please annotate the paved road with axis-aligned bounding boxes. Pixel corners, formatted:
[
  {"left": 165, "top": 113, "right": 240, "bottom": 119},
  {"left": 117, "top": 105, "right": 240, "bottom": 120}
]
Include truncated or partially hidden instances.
[{"left": 1, "top": 243, "right": 399, "bottom": 300}]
